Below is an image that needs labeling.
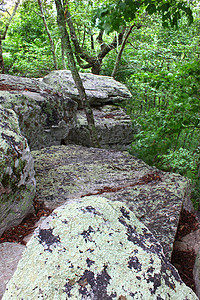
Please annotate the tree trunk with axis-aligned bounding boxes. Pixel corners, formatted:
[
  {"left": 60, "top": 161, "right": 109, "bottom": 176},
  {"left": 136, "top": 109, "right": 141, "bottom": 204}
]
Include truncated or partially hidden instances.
[
  {"left": 38, "top": 0, "right": 58, "bottom": 70},
  {"left": 112, "top": 25, "right": 134, "bottom": 79},
  {"left": 54, "top": 0, "right": 100, "bottom": 148},
  {"left": 0, "top": 34, "right": 5, "bottom": 73},
  {"left": 61, "top": 39, "right": 66, "bottom": 69}
]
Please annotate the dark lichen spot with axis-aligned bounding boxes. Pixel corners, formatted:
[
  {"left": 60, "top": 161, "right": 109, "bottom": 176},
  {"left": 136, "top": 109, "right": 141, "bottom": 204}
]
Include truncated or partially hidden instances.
[
  {"left": 78, "top": 266, "right": 115, "bottom": 299},
  {"left": 120, "top": 207, "right": 130, "bottom": 220},
  {"left": 128, "top": 256, "right": 142, "bottom": 272},
  {"left": 86, "top": 258, "right": 95, "bottom": 267},
  {"left": 38, "top": 228, "right": 60, "bottom": 252},
  {"left": 81, "top": 226, "right": 95, "bottom": 242},
  {"left": 147, "top": 273, "right": 161, "bottom": 294},
  {"left": 63, "top": 280, "right": 74, "bottom": 297}
]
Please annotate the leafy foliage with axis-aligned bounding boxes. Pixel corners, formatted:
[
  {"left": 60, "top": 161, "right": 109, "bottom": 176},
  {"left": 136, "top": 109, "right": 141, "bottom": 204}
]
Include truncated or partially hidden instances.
[{"left": 93, "top": 0, "right": 194, "bottom": 32}]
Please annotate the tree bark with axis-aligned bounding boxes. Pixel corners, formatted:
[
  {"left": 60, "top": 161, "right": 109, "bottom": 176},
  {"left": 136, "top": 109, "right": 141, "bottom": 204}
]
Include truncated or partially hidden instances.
[
  {"left": 0, "top": 34, "right": 4, "bottom": 73},
  {"left": 37, "top": 0, "right": 58, "bottom": 70},
  {"left": 112, "top": 25, "right": 134, "bottom": 79},
  {"left": 54, "top": 0, "right": 100, "bottom": 148}
]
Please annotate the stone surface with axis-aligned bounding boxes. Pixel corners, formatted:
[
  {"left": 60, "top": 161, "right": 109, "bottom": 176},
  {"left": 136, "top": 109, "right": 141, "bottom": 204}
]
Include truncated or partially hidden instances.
[
  {"left": 194, "top": 247, "right": 200, "bottom": 299},
  {"left": 174, "top": 229, "right": 200, "bottom": 255},
  {"left": 42, "top": 70, "right": 132, "bottom": 107},
  {"left": 31, "top": 145, "right": 192, "bottom": 260},
  {"left": 0, "top": 242, "right": 26, "bottom": 299},
  {"left": 65, "top": 105, "right": 138, "bottom": 150},
  {"left": 0, "top": 105, "right": 35, "bottom": 237},
  {"left": 2, "top": 197, "right": 197, "bottom": 300},
  {"left": 0, "top": 74, "right": 77, "bottom": 150}
]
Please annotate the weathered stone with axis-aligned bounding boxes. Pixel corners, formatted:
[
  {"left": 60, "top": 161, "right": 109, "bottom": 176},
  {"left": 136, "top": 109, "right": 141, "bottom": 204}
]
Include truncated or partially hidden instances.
[
  {"left": 0, "top": 74, "right": 77, "bottom": 150},
  {"left": 42, "top": 70, "right": 132, "bottom": 107},
  {"left": 174, "top": 228, "right": 200, "bottom": 255},
  {"left": 31, "top": 145, "right": 191, "bottom": 260},
  {"left": 0, "top": 242, "right": 26, "bottom": 299},
  {"left": 0, "top": 105, "right": 35, "bottom": 237},
  {"left": 194, "top": 248, "right": 200, "bottom": 299},
  {"left": 64, "top": 105, "right": 137, "bottom": 150},
  {"left": 2, "top": 197, "right": 197, "bottom": 299}
]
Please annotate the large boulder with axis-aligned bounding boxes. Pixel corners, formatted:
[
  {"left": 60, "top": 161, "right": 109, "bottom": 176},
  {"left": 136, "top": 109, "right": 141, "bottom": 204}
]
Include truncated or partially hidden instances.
[
  {"left": 31, "top": 145, "right": 192, "bottom": 260},
  {"left": 42, "top": 70, "right": 132, "bottom": 107},
  {"left": 0, "top": 74, "right": 77, "bottom": 150},
  {"left": 0, "top": 105, "right": 35, "bottom": 237},
  {"left": 65, "top": 105, "right": 137, "bottom": 150},
  {"left": 2, "top": 197, "right": 197, "bottom": 299}
]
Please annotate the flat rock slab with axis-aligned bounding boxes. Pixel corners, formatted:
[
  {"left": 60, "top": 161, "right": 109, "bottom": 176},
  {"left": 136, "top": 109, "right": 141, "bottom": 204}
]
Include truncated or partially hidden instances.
[
  {"left": 2, "top": 197, "right": 197, "bottom": 300},
  {"left": 0, "top": 242, "right": 26, "bottom": 299},
  {"left": 65, "top": 105, "right": 137, "bottom": 150},
  {"left": 42, "top": 70, "right": 132, "bottom": 107},
  {"left": 32, "top": 145, "right": 191, "bottom": 260}
]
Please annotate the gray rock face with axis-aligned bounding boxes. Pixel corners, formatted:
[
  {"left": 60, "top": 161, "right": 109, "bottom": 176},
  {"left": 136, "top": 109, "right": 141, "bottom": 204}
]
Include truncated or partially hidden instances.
[
  {"left": 193, "top": 248, "right": 200, "bottom": 299},
  {"left": 0, "top": 105, "right": 35, "bottom": 237},
  {"left": 0, "top": 74, "right": 77, "bottom": 150},
  {"left": 65, "top": 105, "right": 137, "bottom": 150},
  {"left": 2, "top": 197, "right": 197, "bottom": 300},
  {"left": 42, "top": 70, "right": 132, "bottom": 107},
  {"left": 0, "top": 242, "right": 26, "bottom": 299},
  {"left": 32, "top": 145, "right": 191, "bottom": 260}
]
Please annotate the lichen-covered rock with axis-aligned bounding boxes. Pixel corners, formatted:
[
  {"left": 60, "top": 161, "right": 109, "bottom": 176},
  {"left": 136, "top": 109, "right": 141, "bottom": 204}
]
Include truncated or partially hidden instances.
[
  {"left": 2, "top": 197, "right": 197, "bottom": 299},
  {"left": 31, "top": 145, "right": 192, "bottom": 260},
  {"left": 42, "top": 70, "right": 132, "bottom": 107},
  {"left": 0, "top": 74, "right": 77, "bottom": 150},
  {"left": 0, "top": 105, "right": 35, "bottom": 237},
  {"left": 65, "top": 105, "right": 138, "bottom": 150}
]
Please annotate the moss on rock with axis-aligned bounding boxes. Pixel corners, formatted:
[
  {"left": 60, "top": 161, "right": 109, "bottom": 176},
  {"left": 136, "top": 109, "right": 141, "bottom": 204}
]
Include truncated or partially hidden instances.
[{"left": 0, "top": 105, "right": 35, "bottom": 237}]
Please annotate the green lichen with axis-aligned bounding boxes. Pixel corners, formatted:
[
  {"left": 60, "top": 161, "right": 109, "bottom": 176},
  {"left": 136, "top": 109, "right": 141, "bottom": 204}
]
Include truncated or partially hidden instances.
[
  {"left": 2, "top": 197, "right": 197, "bottom": 300},
  {"left": 31, "top": 145, "right": 191, "bottom": 260}
]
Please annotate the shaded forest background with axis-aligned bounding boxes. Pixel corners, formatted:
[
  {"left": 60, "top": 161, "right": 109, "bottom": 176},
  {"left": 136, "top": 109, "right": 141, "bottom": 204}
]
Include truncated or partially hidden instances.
[{"left": 0, "top": 0, "right": 200, "bottom": 207}]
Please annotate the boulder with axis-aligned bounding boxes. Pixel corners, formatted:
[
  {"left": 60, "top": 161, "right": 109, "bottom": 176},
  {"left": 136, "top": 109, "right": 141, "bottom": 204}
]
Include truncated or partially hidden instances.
[
  {"left": 0, "top": 74, "right": 77, "bottom": 150},
  {"left": 0, "top": 242, "right": 26, "bottom": 299},
  {"left": 42, "top": 70, "right": 132, "bottom": 107},
  {"left": 31, "top": 145, "right": 192, "bottom": 260},
  {"left": 2, "top": 197, "right": 197, "bottom": 300},
  {"left": 64, "top": 105, "right": 137, "bottom": 150},
  {"left": 0, "top": 105, "right": 35, "bottom": 237},
  {"left": 193, "top": 247, "right": 200, "bottom": 299}
]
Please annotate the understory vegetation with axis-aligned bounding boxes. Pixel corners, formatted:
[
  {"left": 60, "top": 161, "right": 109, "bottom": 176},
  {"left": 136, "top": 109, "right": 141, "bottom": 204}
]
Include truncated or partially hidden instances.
[{"left": 1, "top": 0, "right": 200, "bottom": 207}]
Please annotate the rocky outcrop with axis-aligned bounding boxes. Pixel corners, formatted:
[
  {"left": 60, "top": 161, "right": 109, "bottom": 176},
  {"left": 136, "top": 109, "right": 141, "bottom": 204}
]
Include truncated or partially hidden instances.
[
  {"left": 42, "top": 70, "right": 132, "bottom": 107},
  {"left": 0, "top": 74, "right": 77, "bottom": 150},
  {"left": 2, "top": 197, "right": 197, "bottom": 300},
  {"left": 64, "top": 105, "right": 137, "bottom": 150},
  {"left": 0, "top": 105, "right": 35, "bottom": 237},
  {"left": 32, "top": 145, "right": 191, "bottom": 260}
]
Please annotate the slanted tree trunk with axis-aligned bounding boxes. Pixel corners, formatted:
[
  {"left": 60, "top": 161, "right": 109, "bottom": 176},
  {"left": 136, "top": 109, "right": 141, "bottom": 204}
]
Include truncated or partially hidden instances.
[
  {"left": 37, "top": 0, "right": 58, "bottom": 70},
  {"left": 61, "top": 40, "right": 66, "bottom": 69},
  {"left": 112, "top": 25, "right": 134, "bottom": 79},
  {"left": 54, "top": 0, "right": 100, "bottom": 148},
  {"left": 0, "top": 34, "right": 4, "bottom": 73}
]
